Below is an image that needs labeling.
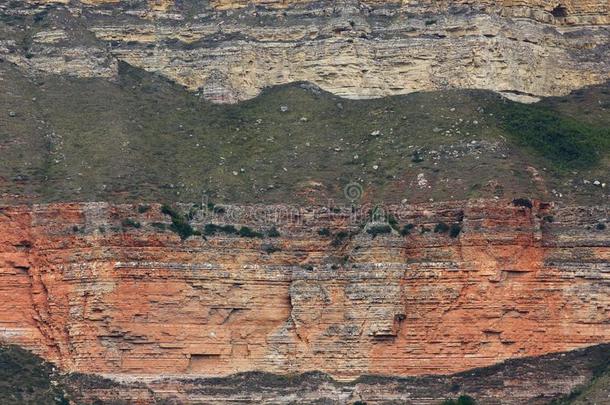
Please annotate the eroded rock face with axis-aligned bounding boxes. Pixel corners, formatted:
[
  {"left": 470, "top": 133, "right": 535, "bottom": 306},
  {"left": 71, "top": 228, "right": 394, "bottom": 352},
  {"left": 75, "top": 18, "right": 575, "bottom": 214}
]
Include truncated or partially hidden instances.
[
  {"left": 1, "top": 0, "right": 608, "bottom": 102},
  {"left": 1, "top": 200, "right": 608, "bottom": 380}
]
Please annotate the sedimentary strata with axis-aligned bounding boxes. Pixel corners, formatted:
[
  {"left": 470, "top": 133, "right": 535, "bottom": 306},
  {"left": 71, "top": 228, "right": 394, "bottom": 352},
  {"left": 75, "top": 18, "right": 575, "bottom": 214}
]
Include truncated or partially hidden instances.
[
  {"left": 1, "top": 199, "right": 608, "bottom": 382},
  {"left": 1, "top": 0, "right": 608, "bottom": 102}
]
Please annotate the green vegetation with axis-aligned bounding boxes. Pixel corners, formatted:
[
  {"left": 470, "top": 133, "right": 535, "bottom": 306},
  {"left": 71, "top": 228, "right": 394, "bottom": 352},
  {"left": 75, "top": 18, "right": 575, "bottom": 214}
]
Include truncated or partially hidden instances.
[
  {"left": 512, "top": 198, "right": 533, "bottom": 209},
  {"left": 366, "top": 224, "right": 392, "bottom": 237},
  {"left": 238, "top": 226, "right": 263, "bottom": 238},
  {"left": 1, "top": 61, "right": 607, "bottom": 206},
  {"left": 550, "top": 359, "right": 610, "bottom": 405},
  {"left": 400, "top": 224, "right": 415, "bottom": 236},
  {"left": 267, "top": 226, "right": 281, "bottom": 237},
  {"left": 596, "top": 223, "right": 607, "bottom": 231},
  {"left": 449, "top": 223, "right": 462, "bottom": 238},
  {"left": 203, "top": 223, "right": 238, "bottom": 236},
  {"left": 495, "top": 101, "right": 609, "bottom": 169},
  {"left": 161, "top": 204, "right": 200, "bottom": 239},
  {"left": 318, "top": 228, "right": 331, "bottom": 236},
  {"left": 0, "top": 345, "right": 69, "bottom": 405},
  {"left": 441, "top": 395, "right": 476, "bottom": 405},
  {"left": 121, "top": 218, "right": 141, "bottom": 229},
  {"left": 434, "top": 222, "right": 450, "bottom": 233},
  {"left": 332, "top": 231, "right": 350, "bottom": 246},
  {"left": 137, "top": 204, "right": 151, "bottom": 213}
]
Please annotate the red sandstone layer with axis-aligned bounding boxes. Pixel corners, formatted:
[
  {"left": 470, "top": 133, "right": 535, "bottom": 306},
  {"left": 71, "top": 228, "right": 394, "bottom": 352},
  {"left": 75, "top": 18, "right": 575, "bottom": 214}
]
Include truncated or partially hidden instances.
[{"left": 0, "top": 200, "right": 608, "bottom": 379}]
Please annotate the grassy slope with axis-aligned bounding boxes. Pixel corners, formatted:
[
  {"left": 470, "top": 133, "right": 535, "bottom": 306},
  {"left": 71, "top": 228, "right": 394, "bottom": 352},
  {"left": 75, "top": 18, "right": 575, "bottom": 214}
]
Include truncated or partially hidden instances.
[
  {"left": 0, "top": 60, "right": 608, "bottom": 206},
  {"left": 551, "top": 362, "right": 610, "bottom": 405},
  {"left": 0, "top": 346, "right": 68, "bottom": 405}
]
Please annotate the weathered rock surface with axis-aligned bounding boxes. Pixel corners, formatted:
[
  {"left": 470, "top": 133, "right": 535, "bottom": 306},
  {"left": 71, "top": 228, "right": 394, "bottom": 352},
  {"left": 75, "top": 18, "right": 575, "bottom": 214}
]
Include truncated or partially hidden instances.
[
  {"left": 1, "top": 199, "right": 608, "bottom": 383},
  {"left": 58, "top": 343, "right": 610, "bottom": 404},
  {"left": 1, "top": 0, "right": 608, "bottom": 102}
]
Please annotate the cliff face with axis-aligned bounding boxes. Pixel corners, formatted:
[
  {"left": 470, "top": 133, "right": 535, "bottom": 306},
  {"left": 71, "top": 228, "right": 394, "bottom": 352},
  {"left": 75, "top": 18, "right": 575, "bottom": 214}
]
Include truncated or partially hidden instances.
[
  {"left": 2, "top": 0, "right": 608, "bottom": 102},
  {"left": 1, "top": 200, "right": 608, "bottom": 381}
]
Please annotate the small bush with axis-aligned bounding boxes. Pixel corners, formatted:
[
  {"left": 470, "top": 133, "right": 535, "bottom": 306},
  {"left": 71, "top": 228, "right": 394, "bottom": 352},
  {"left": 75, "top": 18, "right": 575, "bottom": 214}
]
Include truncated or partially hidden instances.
[
  {"left": 151, "top": 222, "right": 166, "bottom": 231},
  {"left": 411, "top": 151, "right": 424, "bottom": 163},
  {"left": 318, "top": 228, "right": 331, "bottom": 236},
  {"left": 204, "top": 224, "right": 218, "bottom": 236},
  {"left": 267, "top": 226, "right": 281, "bottom": 237},
  {"left": 434, "top": 222, "right": 450, "bottom": 233},
  {"left": 512, "top": 198, "right": 533, "bottom": 209},
  {"left": 137, "top": 204, "right": 151, "bottom": 214},
  {"left": 122, "top": 218, "right": 141, "bottom": 229},
  {"left": 220, "top": 224, "right": 238, "bottom": 234},
  {"left": 543, "top": 215, "right": 555, "bottom": 223},
  {"left": 161, "top": 204, "right": 198, "bottom": 240},
  {"left": 366, "top": 224, "right": 392, "bottom": 237},
  {"left": 204, "top": 224, "right": 238, "bottom": 236},
  {"left": 449, "top": 223, "right": 462, "bottom": 238},
  {"left": 441, "top": 395, "right": 476, "bottom": 405},
  {"left": 596, "top": 222, "right": 607, "bottom": 231},
  {"left": 239, "top": 226, "right": 263, "bottom": 238},
  {"left": 332, "top": 231, "right": 349, "bottom": 246},
  {"left": 400, "top": 224, "right": 415, "bottom": 236},
  {"left": 72, "top": 225, "right": 80, "bottom": 233}
]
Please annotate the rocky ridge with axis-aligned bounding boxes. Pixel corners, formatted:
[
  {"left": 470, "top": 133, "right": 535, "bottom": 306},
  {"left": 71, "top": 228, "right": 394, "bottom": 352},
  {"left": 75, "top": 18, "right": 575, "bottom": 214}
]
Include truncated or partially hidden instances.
[
  {"left": 1, "top": 199, "right": 608, "bottom": 384},
  {"left": 1, "top": 0, "right": 608, "bottom": 102}
]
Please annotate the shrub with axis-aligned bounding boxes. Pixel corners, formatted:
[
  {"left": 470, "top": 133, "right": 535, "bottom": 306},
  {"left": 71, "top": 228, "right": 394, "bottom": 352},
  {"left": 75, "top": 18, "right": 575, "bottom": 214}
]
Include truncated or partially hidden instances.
[
  {"left": 137, "top": 204, "right": 151, "bottom": 213},
  {"left": 366, "top": 224, "right": 392, "bottom": 237},
  {"left": 441, "top": 395, "right": 476, "bottom": 405},
  {"left": 204, "top": 224, "right": 218, "bottom": 236},
  {"left": 411, "top": 151, "right": 424, "bottom": 163},
  {"left": 161, "top": 204, "right": 198, "bottom": 240},
  {"left": 318, "top": 228, "right": 331, "bottom": 236},
  {"left": 596, "top": 222, "right": 607, "bottom": 231},
  {"left": 204, "top": 224, "right": 238, "bottom": 236},
  {"left": 543, "top": 215, "right": 555, "bottom": 223},
  {"left": 121, "top": 218, "right": 141, "bottom": 229},
  {"left": 239, "top": 226, "right": 263, "bottom": 238},
  {"left": 400, "top": 224, "right": 415, "bottom": 236},
  {"left": 151, "top": 222, "right": 166, "bottom": 231},
  {"left": 267, "top": 226, "right": 281, "bottom": 237},
  {"left": 220, "top": 224, "right": 238, "bottom": 234},
  {"left": 332, "top": 231, "right": 349, "bottom": 246},
  {"left": 512, "top": 198, "right": 533, "bottom": 209},
  {"left": 72, "top": 225, "right": 80, "bottom": 233},
  {"left": 449, "top": 223, "right": 462, "bottom": 238},
  {"left": 434, "top": 222, "right": 450, "bottom": 233}
]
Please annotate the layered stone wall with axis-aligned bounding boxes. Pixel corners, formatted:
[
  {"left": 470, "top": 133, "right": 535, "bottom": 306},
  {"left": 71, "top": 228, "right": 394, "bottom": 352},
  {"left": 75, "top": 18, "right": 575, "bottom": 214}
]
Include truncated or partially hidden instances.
[{"left": 1, "top": 200, "right": 608, "bottom": 379}]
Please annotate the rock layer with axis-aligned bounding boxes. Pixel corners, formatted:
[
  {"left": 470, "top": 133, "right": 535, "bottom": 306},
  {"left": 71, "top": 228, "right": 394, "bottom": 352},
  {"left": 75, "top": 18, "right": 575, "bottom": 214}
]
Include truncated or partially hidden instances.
[
  {"left": 1, "top": 200, "right": 608, "bottom": 380},
  {"left": 1, "top": 0, "right": 608, "bottom": 102}
]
